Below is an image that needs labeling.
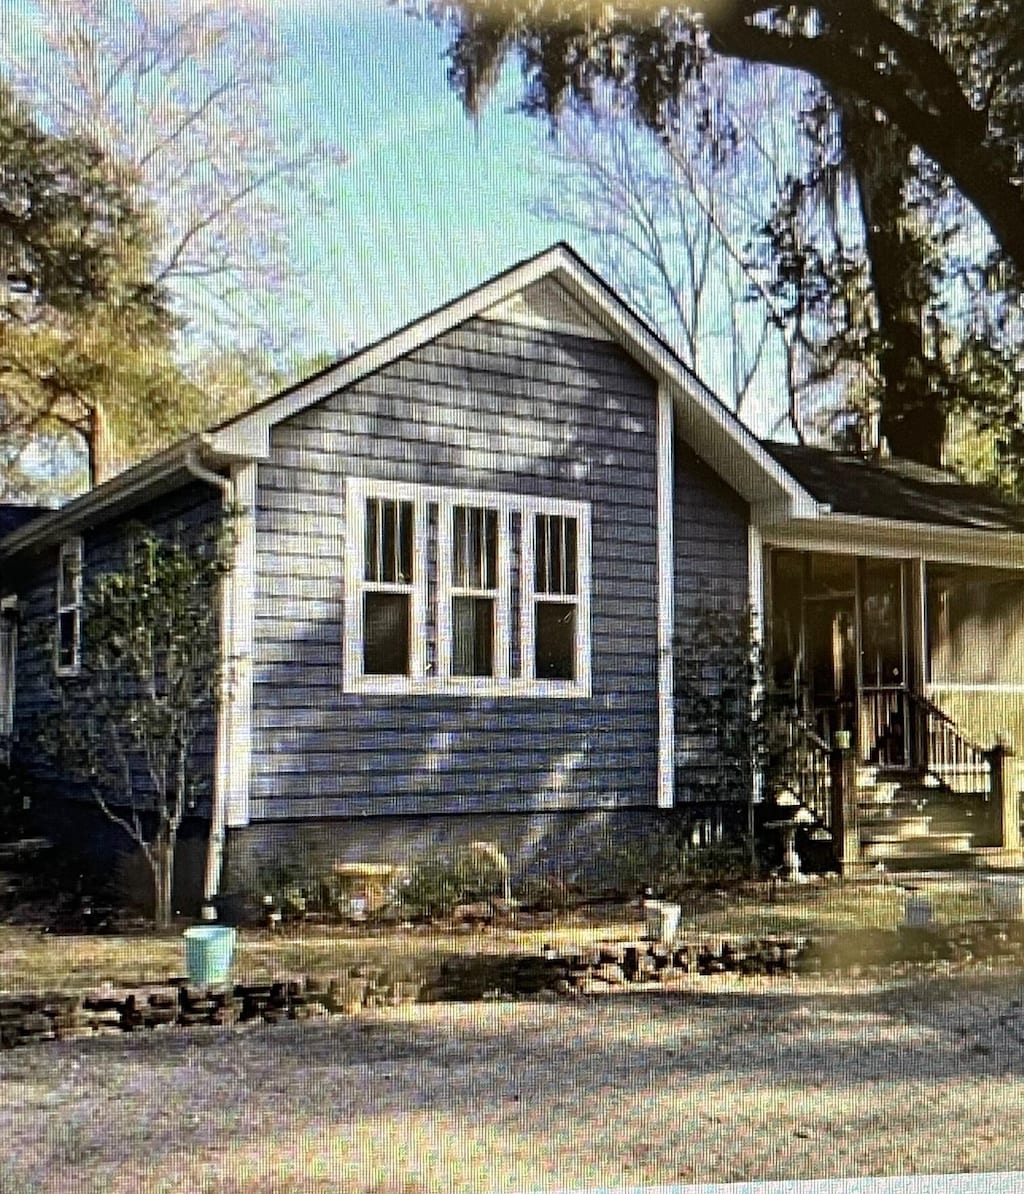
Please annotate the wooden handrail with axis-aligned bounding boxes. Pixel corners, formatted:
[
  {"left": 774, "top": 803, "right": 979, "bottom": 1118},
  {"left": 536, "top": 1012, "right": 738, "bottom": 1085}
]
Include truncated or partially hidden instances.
[{"left": 904, "top": 688, "right": 991, "bottom": 794}]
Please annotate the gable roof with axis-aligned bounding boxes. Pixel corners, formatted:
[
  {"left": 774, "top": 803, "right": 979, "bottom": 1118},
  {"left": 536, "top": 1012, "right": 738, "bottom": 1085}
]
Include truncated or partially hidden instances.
[
  {"left": 0, "top": 504, "right": 51, "bottom": 539},
  {"left": 0, "top": 243, "right": 820, "bottom": 559},
  {"left": 206, "top": 241, "right": 816, "bottom": 517},
  {"left": 763, "top": 442, "right": 1024, "bottom": 535}
]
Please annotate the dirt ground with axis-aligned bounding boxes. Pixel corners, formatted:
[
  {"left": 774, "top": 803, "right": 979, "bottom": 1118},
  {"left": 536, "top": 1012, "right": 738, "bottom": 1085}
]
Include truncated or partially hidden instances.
[{"left": 2, "top": 970, "right": 1024, "bottom": 1194}]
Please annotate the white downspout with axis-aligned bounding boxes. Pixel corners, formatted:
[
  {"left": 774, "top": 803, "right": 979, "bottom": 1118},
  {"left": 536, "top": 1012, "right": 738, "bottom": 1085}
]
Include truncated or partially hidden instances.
[{"left": 185, "top": 454, "right": 235, "bottom": 906}]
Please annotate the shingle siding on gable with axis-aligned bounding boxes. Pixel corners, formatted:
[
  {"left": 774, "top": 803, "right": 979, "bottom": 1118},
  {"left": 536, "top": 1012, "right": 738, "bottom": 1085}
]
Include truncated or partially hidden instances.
[
  {"left": 672, "top": 439, "right": 751, "bottom": 803},
  {"left": 250, "top": 316, "right": 662, "bottom": 818}
]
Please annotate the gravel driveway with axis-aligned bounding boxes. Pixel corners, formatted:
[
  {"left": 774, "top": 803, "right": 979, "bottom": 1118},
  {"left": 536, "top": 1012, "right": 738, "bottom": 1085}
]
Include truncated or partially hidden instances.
[{"left": 1, "top": 972, "right": 1023, "bottom": 1193}]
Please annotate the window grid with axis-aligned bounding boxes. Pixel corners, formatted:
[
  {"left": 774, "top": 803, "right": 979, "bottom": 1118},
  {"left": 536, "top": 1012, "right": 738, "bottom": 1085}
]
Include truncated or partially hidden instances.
[
  {"left": 530, "top": 513, "right": 580, "bottom": 683},
  {"left": 344, "top": 478, "right": 589, "bottom": 697},
  {"left": 55, "top": 538, "right": 83, "bottom": 676},
  {"left": 447, "top": 505, "right": 503, "bottom": 680}
]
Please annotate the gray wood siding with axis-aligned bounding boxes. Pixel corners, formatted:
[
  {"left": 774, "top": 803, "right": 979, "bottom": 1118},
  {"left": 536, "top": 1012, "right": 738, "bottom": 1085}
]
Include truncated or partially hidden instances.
[
  {"left": 7, "top": 483, "right": 223, "bottom": 812},
  {"left": 672, "top": 438, "right": 752, "bottom": 802},
  {"left": 251, "top": 317, "right": 661, "bottom": 819}
]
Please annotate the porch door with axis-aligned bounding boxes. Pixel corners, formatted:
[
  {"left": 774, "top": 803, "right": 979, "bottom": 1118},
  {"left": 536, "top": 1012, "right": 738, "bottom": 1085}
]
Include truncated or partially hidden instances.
[
  {"left": 859, "top": 559, "right": 910, "bottom": 766},
  {"left": 804, "top": 593, "right": 858, "bottom": 745}
]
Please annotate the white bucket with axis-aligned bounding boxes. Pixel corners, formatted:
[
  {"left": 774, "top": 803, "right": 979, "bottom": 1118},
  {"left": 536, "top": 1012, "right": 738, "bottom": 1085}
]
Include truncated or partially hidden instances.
[
  {"left": 644, "top": 900, "right": 682, "bottom": 943},
  {"left": 903, "top": 897, "right": 933, "bottom": 928}
]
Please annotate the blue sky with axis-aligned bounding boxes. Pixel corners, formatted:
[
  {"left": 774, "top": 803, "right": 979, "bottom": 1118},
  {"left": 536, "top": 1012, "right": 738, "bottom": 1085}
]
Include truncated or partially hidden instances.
[
  {"left": 4, "top": 0, "right": 782, "bottom": 438},
  {"left": 273, "top": 2, "right": 572, "bottom": 356}
]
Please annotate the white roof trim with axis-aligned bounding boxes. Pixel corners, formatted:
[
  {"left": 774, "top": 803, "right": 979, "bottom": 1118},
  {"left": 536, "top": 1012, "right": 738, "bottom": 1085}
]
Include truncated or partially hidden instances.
[
  {"left": 0, "top": 435, "right": 255, "bottom": 558},
  {"left": 207, "top": 244, "right": 819, "bottom": 515},
  {"left": 765, "top": 512, "right": 1024, "bottom": 567}
]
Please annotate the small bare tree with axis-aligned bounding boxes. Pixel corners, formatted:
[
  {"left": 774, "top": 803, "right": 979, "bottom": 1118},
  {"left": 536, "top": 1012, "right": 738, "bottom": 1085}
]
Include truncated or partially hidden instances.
[{"left": 46, "top": 526, "right": 229, "bottom": 926}]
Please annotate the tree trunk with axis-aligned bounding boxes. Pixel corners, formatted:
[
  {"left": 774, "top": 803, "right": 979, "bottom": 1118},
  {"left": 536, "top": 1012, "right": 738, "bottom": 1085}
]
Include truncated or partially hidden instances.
[
  {"left": 152, "top": 828, "right": 177, "bottom": 929},
  {"left": 840, "top": 99, "right": 947, "bottom": 466},
  {"left": 87, "top": 402, "right": 112, "bottom": 488}
]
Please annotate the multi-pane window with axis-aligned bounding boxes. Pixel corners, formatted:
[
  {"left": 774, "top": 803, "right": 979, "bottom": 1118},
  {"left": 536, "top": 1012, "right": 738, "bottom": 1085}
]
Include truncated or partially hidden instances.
[
  {"left": 345, "top": 479, "right": 589, "bottom": 696},
  {"left": 55, "top": 538, "right": 83, "bottom": 675},
  {"left": 450, "top": 505, "right": 499, "bottom": 677},
  {"left": 362, "top": 497, "right": 415, "bottom": 676},
  {"left": 531, "top": 513, "right": 579, "bottom": 682}
]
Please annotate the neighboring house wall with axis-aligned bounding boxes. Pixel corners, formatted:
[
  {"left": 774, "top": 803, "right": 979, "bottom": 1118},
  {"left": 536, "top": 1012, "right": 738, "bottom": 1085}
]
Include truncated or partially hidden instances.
[
  {"left": 247, "top": 316, "right": 662, "bottom": 828},
  {"left": 6, "top": 482, "right": 223, "bottom": 824},
  {"left": 672, "top": 439, "right": 751, "bottom": 805}
]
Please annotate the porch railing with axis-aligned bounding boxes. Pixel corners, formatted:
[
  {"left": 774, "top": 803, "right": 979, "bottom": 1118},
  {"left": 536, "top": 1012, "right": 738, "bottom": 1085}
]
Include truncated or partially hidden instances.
[
  {"left": 771, "top": 707, "right": 833, "bottom": 830},
  {"left": 861, "top": 685, "right": 910, "bottom": 768},
  {"left": 906, "top": 689, "right": 992, "bottom": 795},
  {"left": 860, "top": 686, "right": 992, "bottom": 794}
]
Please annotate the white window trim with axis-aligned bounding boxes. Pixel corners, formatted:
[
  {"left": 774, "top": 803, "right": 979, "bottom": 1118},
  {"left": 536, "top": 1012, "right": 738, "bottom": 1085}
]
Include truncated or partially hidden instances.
[
  {"left": 344, "top": 479, "right": 428, "bottom": 693},
  {"left": 55, "top": 537, "right": 83, "bottom": 677},
  {"left": 521, "top": 505, "right": 592, "bottom": 698},
  {"left": 1, "top": 596, "right": 16, "bottom": 739},
  {"left": 437, "top": 500, "right": 512, "bottom": 686},
  {"left": 343, "top": 478, "right": 591, "bottom": 698}
]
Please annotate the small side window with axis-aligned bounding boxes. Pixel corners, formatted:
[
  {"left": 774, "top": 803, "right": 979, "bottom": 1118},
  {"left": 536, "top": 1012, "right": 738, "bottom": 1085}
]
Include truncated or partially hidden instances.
[
  {"left": 56, "top": 538, "right": 83, "bottom": 675},
  {"left": 0, "top": 598, "right": 16, "bottom": 738}
]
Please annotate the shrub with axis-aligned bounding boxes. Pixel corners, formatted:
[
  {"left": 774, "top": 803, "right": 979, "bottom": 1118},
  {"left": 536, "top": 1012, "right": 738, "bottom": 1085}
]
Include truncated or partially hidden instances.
[
  {"left": 515, "top": 874, "right": 577, "bottom": 912},
  {"left": 399, "top": 843, "right": 510, "bottom": 920},
  {"left": 598, "top": 821, "right": 756, "bottom": 899}
]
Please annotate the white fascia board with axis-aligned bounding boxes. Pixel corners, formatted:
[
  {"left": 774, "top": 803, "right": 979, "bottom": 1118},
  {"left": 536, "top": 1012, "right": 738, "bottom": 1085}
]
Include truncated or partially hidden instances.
[
  {"left": 206, "top": 245, "right": 818, "bottom": 519},
  {"left": 207, "top": 247, "right": 583, "bottom": 457},
  {"left": 0, "top": 437, "right": 198, "bottom": 556},
  {"left": 764, "top": 514, "right": 1024, "bottom": 567},
  {"left": 0, "top": 434, "right": 258, "bottom": 559}
]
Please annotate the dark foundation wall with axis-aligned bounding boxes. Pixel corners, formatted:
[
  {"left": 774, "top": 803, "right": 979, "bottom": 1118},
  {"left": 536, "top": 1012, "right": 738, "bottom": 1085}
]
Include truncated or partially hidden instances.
[
  {"left": 222, "top": 803, "right": 750, "bottom": 898},
  {"left": 25, "top": 799, "right": 209, "bottom": 917}
]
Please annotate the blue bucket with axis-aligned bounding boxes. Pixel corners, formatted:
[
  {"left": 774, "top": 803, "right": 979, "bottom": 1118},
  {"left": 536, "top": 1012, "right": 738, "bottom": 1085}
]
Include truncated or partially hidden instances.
[{"left": 183, "top": 925, "right": 236, "bottom": 986}]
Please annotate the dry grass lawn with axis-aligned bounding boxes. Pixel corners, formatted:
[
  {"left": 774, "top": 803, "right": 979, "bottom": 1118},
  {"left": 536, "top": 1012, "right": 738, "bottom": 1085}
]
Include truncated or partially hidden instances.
[{"left": 0, "top": 873, "right": 993, "bottom": 992}]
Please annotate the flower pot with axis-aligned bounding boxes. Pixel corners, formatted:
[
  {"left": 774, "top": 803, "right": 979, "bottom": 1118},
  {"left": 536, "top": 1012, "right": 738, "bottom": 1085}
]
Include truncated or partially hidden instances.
[{"left": 644, "top": 900, "right": 681, "bottom": 943}]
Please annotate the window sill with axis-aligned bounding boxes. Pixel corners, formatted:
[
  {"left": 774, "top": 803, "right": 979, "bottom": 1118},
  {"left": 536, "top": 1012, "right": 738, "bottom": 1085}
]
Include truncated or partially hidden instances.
[{"left": 343, "top": 675, "right": 591, "bottom": 699}]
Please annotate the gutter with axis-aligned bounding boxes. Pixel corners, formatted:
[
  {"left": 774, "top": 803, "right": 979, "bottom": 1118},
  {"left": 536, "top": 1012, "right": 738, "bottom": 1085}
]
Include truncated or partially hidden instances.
[{"left": 184, "top": 453, "right": 235, "bottom": 910}]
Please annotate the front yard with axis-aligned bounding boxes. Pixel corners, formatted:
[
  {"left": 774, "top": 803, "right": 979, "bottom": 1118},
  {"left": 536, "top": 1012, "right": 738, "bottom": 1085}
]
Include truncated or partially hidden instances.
[
  {"left": 1, "top": 876, "right": 1022, "bottom": 1192},
  {"left": 0, "top": 873, "right": 993, "bottom": 992}
]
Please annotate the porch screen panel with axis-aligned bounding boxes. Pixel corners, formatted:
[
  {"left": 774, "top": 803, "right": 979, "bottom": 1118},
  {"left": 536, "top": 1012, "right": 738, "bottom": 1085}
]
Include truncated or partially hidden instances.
[
  {"left": 927, "top": 565, "right": 1024, "bottom": 685},
  {"left": 860, "top": 559, "right": 905, "bottom": 686}
]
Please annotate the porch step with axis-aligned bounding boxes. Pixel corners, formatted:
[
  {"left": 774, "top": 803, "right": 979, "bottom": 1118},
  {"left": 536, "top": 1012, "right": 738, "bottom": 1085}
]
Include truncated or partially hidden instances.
[
  {"left": 860, "top": 814, "right": 932, "bottom": 842},
  {"left": 857, "top": 781, "right": 902, "bottom": 805},
  {"left": 861, "top": 831, "right": 974, "bottom": 862}
]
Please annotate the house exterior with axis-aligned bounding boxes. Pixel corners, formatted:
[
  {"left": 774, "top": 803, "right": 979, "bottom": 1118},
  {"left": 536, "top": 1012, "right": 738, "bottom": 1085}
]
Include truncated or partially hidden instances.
[{"left": 2, "top": 244, "right": 1023, "bottom": 907}]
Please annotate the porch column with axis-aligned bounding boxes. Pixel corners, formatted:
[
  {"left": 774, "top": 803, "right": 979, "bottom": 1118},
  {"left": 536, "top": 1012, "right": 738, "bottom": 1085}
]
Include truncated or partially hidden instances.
[
  {"left": 990, "top": 741, "right": 1023, "bottom": 854},
  {"left": 829, "top": 745, "right": 860, "bottom": 873}
]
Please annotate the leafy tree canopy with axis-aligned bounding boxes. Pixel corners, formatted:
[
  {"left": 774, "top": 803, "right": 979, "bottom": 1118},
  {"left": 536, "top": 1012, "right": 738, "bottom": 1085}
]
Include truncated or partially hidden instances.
[
  {"left": 0, "top": 82, "right": 214, "bottom": 499},
  {"left": 425, "top": 2, "right": 1024, "bottom": 480},
  {"left": 433, "top": 2, "right": 1024, "bottom": 277}
]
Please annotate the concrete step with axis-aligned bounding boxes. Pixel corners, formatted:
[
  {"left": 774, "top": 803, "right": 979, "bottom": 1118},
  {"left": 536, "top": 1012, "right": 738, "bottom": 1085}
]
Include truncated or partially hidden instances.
[
  {"left": 862, "top": 831, "right": 973, "bottom": 862},
  {"left": 858, "top": 781, "right": 902, "bottom": 805},
  {"left": 860, "top": 814, "right": 932, "bottom": 842}
]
